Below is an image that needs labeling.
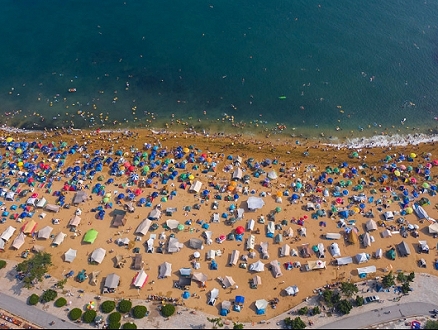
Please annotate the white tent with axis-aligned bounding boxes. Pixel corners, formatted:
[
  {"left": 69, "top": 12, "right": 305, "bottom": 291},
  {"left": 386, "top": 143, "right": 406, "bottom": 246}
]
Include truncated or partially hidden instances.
[
  {"left": 133, "top": 269, "right": 148, "bottom": 288},
  {"left": 413, "top": 204, "right": 435, "bottom": 222},
  {"left": 325, "top": 233, "right": 341, "bottom": 240},
  {"left": 255, "top": 299, "right": 269, "bottom": 311},
  {"left": 52, "top": 232, "right": 67, "bottom": 246},
  {"left": 260, "top": 241, "right": 269, "bottom": 259},
  {"left": 253, "top": 275, "right": 262, "bottom": 286},
  {"left": 135, "top": 219, "right": 152, "bottom": 235},
  {"left": 189, "top": 180, "right": 202, "bottom": 193},
  {"left": 419, "top": 240, "right": 429, "bottom": 253},
  {"left": 267, "top": 170, "right": 278, "bottom": 180},
  {"left": 37, "top": 226, "right": 53, "bottom": 239},
  {"left": 329, "top": 243, "right": 341, "bottom": 257},
  {"left": 203, "top": 231, "right": 213, "bottom": 245},
  {"left": 267, "top": 221, "right": 275, "bottom": 236},
  {"left": 166, "top": 219, "right": 180, "bottom": 230},
  {"left": 26, "top": 197, "right": 37, "bottom": 206},
  {"left": 357, "top": 265, "right": 377, "bottom": 275},
  {"left": 354, "top": 252, "right": 369, "bottom": 264},
  {"left": 5, "top": 191, "right": 15, "bottom": 201},
  {"left": 247, "top": 219, "right": 255, "bottom": 231},
  {"left": 374, "top": 248, "right": 383, "bottom": 259},
  {"left": 306, "top": 260, "right": 326, "bottom": 271},
  {"left": 90, "top": 248, "right": 107, "bottom": 264},
  {"left": 336, "top": 256, "right": 353, "bottom": 265},
  {"left": 0, "top": 239, "right": 5, "bottom": 250},
  {"left": 229, "top": 250, "right": 240, "bottom": 266},
  {"left": 104, "top": 273, "right": 120, "bottom": 290},
  {"left": 249, "top": 260, "right": 265, "bottom": 272},
  {"left": 207, "top": 250, "right": 216, "bottom": 260},
  {"left": 11, "top": 232, "right": 25, "bottom": 250},
  {"left": 429, "top": 223, "right": 438, "bottom": 234},
  {"left": 284, "top": 227, "right": 294, "bottom": 238},
  {"left": 1, "top": 226, "right": 16, "bottom": 242},
  {"left": 168, "top": 237, "right": 183, "bottom": 253},
  {"left": 236, "top": 208, "right": 245, "bottom": 220},
  {"left": 362, "top": 232, "right": 372, "bottom": 247},
  {"left": 285, "top": 285, "right": 299, "bottom": 296},
  {"left": 192, "top": 272, "right": 208, "bottom": 283},
  {"left": 222, "top": 276, "right": 235, "bottom": 288},
  {"left": 208, "top": 288, "right": 219, "bottom": 305},
  {"left": 147, "top": 208, "right": 161, "bottom": 220},
  {"left": 247, "top": 197, "right": 265, "bottom": 210},
  {"left": 158, "top": 262, "right": 172, "bottom": 278},
  {"left": 36, "top": 198, "right": 47, "bottom": 208},
  {"left": 68, "top": 215, "right": 82, "bottom": 227},
  {"left": 232, "top": 168, "right": 243, "bottom": 180},
  {"left": 270, "top": 260, "right": 283, "bottom": 278},
  {"left": 246, "top": 235, "right": 255, "bottom": 250},
  {"left": 280, "top": 244, "right": 290, "bottom": 257},
  {"left": 381, "top": 229, "right": 392, "bottom": 238},
  {"left": 64, "top": 248, "right": 77, "bottom": 263},
  {"left": 365, "top": 219, "right": 377, "bottom": 231}
]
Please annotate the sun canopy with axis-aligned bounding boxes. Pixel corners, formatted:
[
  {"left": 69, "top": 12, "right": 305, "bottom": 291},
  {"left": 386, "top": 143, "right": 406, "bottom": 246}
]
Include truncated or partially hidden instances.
[
  {"left": 64, "top": 248, "right": 77, "bottom": 263},
  {"left": 365, "top": 219, "right": 377, "bottom": 231},
  {"left": 192, "top": 272, "right": 208, "bottom": 283},
  {"left": 168, "top": 237, "right": 183, "bottom": 253},
  {"left": 52, "top": 232, "right": 66, "bottom": 246},
  {"left": 306, "top": 260, "right": 326, "bottom": 271},
  {"left": 429, "top": 223, "right": 438, "bottom": 234},
  {"left": 357, "top": 265, "right": 377, "bottom": 275},
  {"left": 132, "top": 269, "right": 148, "bottom": 288},
  {"left": 222, "top": 276, "right": 235, "bottom": 288},
  {"left": 73, "top": 191, "right": 88, "bottom": 204},
  {"left": 147, "top": 208, "right": 161, "bottom": 220},
  {"left": 22, "top": 220, "right": 37, "bottom": 235},
  {"left": 12, "top": 232, "right": 25, "bottom": 250},
  {"left": 37, "top": 226, "right": 53, "bottom": 239},
  {"left": 90, "top": 248, "right": 106, "bottom": 264},
  {"left": 159, "top": 262, "right": 172, "bottom": 278},
  {"left": 166, "top": 219, "right": 180, "bottom": 230},
  {"left": 247, "top": 197, "right": 265, "bottom": 210},
  {"left": 189, "top": 180, "right": 202, "bottom": 193},
  {"left": 135, "top": 219, "right": 152, "bottom": 235},
  {"left": 1, "top": 226, "right": 16, "bottom": 242},
  {"left": 255, "top": 299, "right": 269, "bottom": 312},
  {"left": 104, "top": 273, "right": 120, "bottom": 289},
  {"left": 84, "top": 229, "right": 98, "bottom": 243},
  {"left": 208, "top": 288, "right": 219, "bottom": 305},
  {"left": 69, "top": 215, "right": 82, "bottom": 227},
  {"left": 189, "top": 238, "right": 204, "bottom": 250}
]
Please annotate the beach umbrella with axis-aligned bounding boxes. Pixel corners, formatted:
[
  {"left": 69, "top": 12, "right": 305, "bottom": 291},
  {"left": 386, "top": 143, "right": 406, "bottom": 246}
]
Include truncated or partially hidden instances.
[
  {"left": 409, "top": 153, "right": 417, "bottom": 158},
  {"left": 177, "top": 224, "right": 185, "bottom": 231},
  {"left": 117, "top": 193, "right": 125, "bottom": 200},
  {"left": 291, "top": 194, "right": 299, "bottom": 200},
  {"left": 87, "top": 301, "right": 96, "bottom": 310},
  {"left": 275, "top": 206, "right": 282, "bottom": 213},
  {"left": 342, "top": 189, "right": 349, "bottom": 196},
  {"left": 235, "top": 226, "right": 245, "bottom": 235},
  {"left": 394, "top": 170, "right": 401, "bottom": 177},
  {"left": 423, "top": 182, "right": 430, "bottom": 188},
  {"left": 139, "top": 197, "right": 146, "bottom": 204}
]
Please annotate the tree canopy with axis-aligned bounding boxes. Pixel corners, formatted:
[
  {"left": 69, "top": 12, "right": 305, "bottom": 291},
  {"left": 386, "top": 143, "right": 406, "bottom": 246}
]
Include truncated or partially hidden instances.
[
  {"left": 340, "top": 282, "right": 358, "bottom": 297},
  {"left": 16, "top": 252, "right": 52, "bottom": 289}
]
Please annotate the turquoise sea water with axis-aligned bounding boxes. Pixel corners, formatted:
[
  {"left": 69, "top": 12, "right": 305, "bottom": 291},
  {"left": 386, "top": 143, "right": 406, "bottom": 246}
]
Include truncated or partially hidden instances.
[{"left": 1, "top": 0, "right": 438, "bottom": 136}]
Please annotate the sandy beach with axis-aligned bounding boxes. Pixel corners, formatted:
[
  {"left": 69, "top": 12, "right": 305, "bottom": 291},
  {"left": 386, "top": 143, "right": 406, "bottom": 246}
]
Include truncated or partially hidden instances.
[{"left": 0, "top": 127, "right": 437, "bottom": 325}]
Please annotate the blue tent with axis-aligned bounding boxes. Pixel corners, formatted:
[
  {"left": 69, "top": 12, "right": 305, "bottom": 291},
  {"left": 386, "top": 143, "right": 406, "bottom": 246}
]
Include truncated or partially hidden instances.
[
  {"left": 220, "top": 309, "right": 228, "bottom": 316},
  {"left": 338, "top": 210, "right": 349, "bottom": 218},
  {"left": 182, "top": 291, "right": 190, "bottom": 299}
]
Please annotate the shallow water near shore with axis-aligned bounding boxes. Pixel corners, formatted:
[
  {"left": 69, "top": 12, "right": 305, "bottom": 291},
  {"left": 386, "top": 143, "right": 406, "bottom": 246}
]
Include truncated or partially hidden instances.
[{"left": 1, "top": 1, "right": 438, "bottom": 138}]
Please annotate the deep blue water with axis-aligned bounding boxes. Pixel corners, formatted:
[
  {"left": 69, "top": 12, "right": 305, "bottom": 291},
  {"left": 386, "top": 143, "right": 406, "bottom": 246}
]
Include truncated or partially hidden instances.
[{"left": 1, "top": 0, "right": 438, "bottom": 135}]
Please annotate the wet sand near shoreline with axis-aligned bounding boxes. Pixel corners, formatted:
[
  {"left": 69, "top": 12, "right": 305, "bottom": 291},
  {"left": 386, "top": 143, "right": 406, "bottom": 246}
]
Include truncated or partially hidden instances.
[{"left": 0, "top": 127, "right": 436, "bottom": 322}]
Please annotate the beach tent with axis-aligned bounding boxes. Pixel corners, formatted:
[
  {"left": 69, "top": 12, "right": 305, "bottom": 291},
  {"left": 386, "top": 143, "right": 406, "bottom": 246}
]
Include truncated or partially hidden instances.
[
  {"left": 336, "top": 256, "right": 353, "bottom": 266},
  {"left": 347, "top": 229, "right": 358, "bottom": 244},
  {"left": 270, "top": 260, "right": 282, "bottom": 278},
  {"left": 68, "top": 215, "right": 82, "bottom": 227},
  {"left": 203, "top": 231, "right": 213, "bottom": 245},
  {"left": 135, "top": 219, "right": 152, "bottom": 235},
  {"left": 267, "top": 170, "right": 278, "bottom": 180},
  {"left": 189, "top": 180, "right": 202, "bottom": 193},
  {"left": 317, "top": 243, "right": 325, "bottom": 258},
  {"left": 207, "top": 250, "right": 216, "bottom": 260},
  {"left": 354, "top": 253, "right": 369, "bottom": 264},
  {"left": 306, "top": 202, "right": 316, "bottom": 211},
  {"left": 284, "top": 227, "right": 294, "bottom": 238},
  {"left": 192, "top": 272, "right": 208, "bottom": 283},
  {"left": 36, "top": 198, "right": 47, "bottom": 208},
  {"left": 247, "top": 219, "right": 255, "bottom": 231},
  {"left": 260, "top": 241, "right": 269, "bottom": 259},
  {"left": 325, "top": 233, "right": 341, "bottom": 240},
  {"left": 32, "top": 244, "right": 45, "bottom": 253},
  {"left": 212, "top": 213, "right": 220, "bottom": 223},
  {"left": 386, "top": 248, "right": 396, "bottom": 260},
  {"left": 104, "top": 273, "right": 120, "bottom": 290},
  {"left": 362, "top": 232, "right": 372, "bottom": 247},
  {"left": 246, "top": 235, "right": 255, "bottom": 250},
  {"left": 22, "top": 220, "right": 37, "bottom": 235},
  {"left": 112, "top": 209, "right": 127, "bottom": 228},
  {"left": 419, "top": 240, "right": 429, "bottom": 253},
  {"left": 52, "top": 232, "right": 66, "bottom": 246},
  {"left": 284, "top": 285, "right": 299, "bottom": 296},
  {"left": 189, "top": 238, "right": 204, "bottom": 250},
  {"left": 5, "top": 191, "right": 15, "bottom": 201},
  {"left": 132, "top": 254, "right": 143, "bottom": 270},
  {"left": 168, "top": 237, "right": 183, "bottom": 253},
  {"left": 249, "top": 260, "right": 265, "bottom": 272},
  {"left": 247, "top": 197, "right": 265, "bottom": 211},
  {"left": 90, "top": 271, "right": 101, "bottom": 286},
  {"left": 1, "top": 226, "right": 16, "bottom": 242},
  {"left": 252, "top": 275, "right": 262, "bottom": 287},
  {"left": 221, "top": 300, "right": 232, "bottom": 316},
  {"left": 90, "top": 248, "right": 106, "bottom": 264},
  {"left": 26, "top": 197, "right": 37, "bottom": 206},
  {"left": 374, "top": 248, "right": 383, "bottom": 259},
  {"left": 236, "top": 208, "right": 245, "bottom": 220},
  {"left": 73, "top": 191, "right": 88, "bottom": 205},
  {"left": 383, "top": 211, "right": 394, "bottom": 221},
  {"left": 222, "top": 276, "right": 235, "bottom": 289},
  {"left": 84, "top": 229, "right": 98, "bottom": 243},
  {"left": 428, "top": 223, "right": 438, "bottom": 234},
  {"left": 366, "top": 219, "right": 378, "bottom": 232},
  {"left": 229, "top": 250, "right": 240, "bottom": 266},
  {"left": 64, "top": 248, "right": 77, "bottom": 263},
  {"left": 0, "top": 239, "right": 6, "bottom": 250},
  {"left": 11, "top": 232, "right": 25, "bottom": 250},
  {"left": 132, "top": 269, "right": 148, "bottom": 288},
  {"left": 306, "top": 260, "right": 326, "bottom": 271},
  {"left": 266, "top": 221, "right": 275, "bottom": 238},
  {"left": 413, "top": 204, "right": 435, "bottom": 222},
  {"left": 232, "top": 168, "right": 243, "bottom": 181},
  {"left": 45, "top": 204, "right": 60, "bottom": 213},
  {"left": 381, "top": 229, "right": 392, "bottom": 238},
  {"left": 357, "top": 265, "right": 377, "bottom": 276},
  {"left": 255, "top": 299, "right": 269, "bottom": 315},
  {"left": 166, "top": 219, "right": 180, "bottom": 230},
  {"left": 159, "top": 262, "right": 172, "bottom": 278},
  {"left": 300, "top": 244, "right": 311, "bottom": 258},
  {"left": 147, "top": 208, "right": 161, "bottom": 220},
  {"left": 208, "top": 288, "right": 219, "bottom": 305},
  {"left": 329, "top": 243, "right": 341, "bottom": 257},
  {"left": 280, "top": 244, "right": 291, "bottom": 257},
  {"left": 37, "top": 226, "right": 53, "bottom": 239},
  {"left": 397, "top": 241, "right": 411, "bottom": 257}
]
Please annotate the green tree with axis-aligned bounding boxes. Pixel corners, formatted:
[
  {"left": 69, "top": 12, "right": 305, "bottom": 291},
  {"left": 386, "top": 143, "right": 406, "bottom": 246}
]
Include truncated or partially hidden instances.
[
  {"left": 108, "top": 322, "right": 121, "bottom": 329},
  {"left": 161, "top": 304, "right": 175, "bottom": 317},
  {"left": 109, "top": 312, "right": 122, "bottom": 323},
  {"left": 207, "top": 317, "right": 224, "bottom": 329},
  {"left": 101, "top": 300, "right": 116, "bottom": 313},
  {"left": 396, "top": 272, "right": 407, "bottom": 283},
  {"left": 298, "top": 307, "right": 308, "bottom": 315},
  {"left": 0, "top": 260, "right": 7, "bottom": 269},
  {"left": 340, "top": 282, "right": 358, "bottom": 297},
  {"left": 118, "top": 299, "right": 132, "bottom": 314},
  {"left": 82, "top": 310, "right": 97, "bottom": 323},
  {"left": 54, "top": 297, "right": 67, "bottom": 307},
  {"left": 56, "top": 278, "right": 68, "bottom": 289},
  {"left": 407, "top": 272, "right": 415, "bottom": 282},
  {"left": 69, "top": 308, "right": 83, "bottom": 321},
  {"left": 425, "top": 320, "right": 438, "bottom": 329},
  {"left": 322, "top": 289, "right": 333, "bottom": 306},
  {"left": 132, "top": 305, "right": 147, "bottom": 319},
  {"left": 337, "top": 299, "right": 353, "bottom": 315},
  {"left": 40, "top": 289, "right": 57, "bottom": 303},
  {"left": 233, "top": 322, "right": 244, "bottom": 329},
  {"left": 401, "top": 282, "right": 411, "bottom": 295},
  {"left": 331, "top": 293, "right": 341, "bottom": 305},
  {"left": 122, "top": 323, "right": 137, "bottom": 329},
  {"left": 284, "top": 317, "right": 306, "bottom": 329},
  {"left": 16, "top": 252, "right": 52, "bottom": 289},
  {"left": 355, "top": 296, "right": 364, "bottom": 307},
  {"left": 312, "top": 306, "right": 321, "bottom": 315},
  {"left": 382, "top": 271, "right": 395, "bottom": 288},
  {"left": 28, "top": 294, "right": 39, "bottom": 306}
]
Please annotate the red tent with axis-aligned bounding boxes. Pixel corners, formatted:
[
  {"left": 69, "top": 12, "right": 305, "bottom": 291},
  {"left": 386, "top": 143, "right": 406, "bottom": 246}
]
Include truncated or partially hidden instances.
[{"left": 235, "top": 226, "right": 245, "bottom": 235}]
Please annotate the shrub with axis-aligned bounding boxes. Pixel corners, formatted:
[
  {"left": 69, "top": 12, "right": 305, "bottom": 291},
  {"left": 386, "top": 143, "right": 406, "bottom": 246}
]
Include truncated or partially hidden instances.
[
  {"left": 54, "top": 297, "right": 67, "bottom": 307},
  {"left": 69, "top": 308, "right": 83, "bottom": 321},
  {"left": 312, "top": 306, "right": 321, "bottom": 315},
  {"left": 101, "top": 300, "right": 116, "bottom": 313},
  {"left": 298, "top": 306, "right": 308, "bottom": 315},
  {"left": 82, "top": 310, "right": 97, "bottom": 323},
  {"left": 108, "top": 322, "right": 121, "bottom": 329},
  {"left": 28, "top": 294, "right": 39, "bottom": 306},
  {"left": 355, "top": 296, "right": 364, "bottom": 307},
  {"left": 122, "top": 323, "right": 137, "bottom": 329},
  {"left": 109, "top": 312, "right": 122, "bottom": 323},
  {"left": 132, "top": 305, "right": 147, "bottom": 319},
  {"left": 161, "top": 304, "right": 175, "bottom": 317},
  {"left": 284, "top": 317, "right": 306, "bottom": 329},
  {"left": 40, "top": 289, "right": 57, "bottom": 303},
  {"left": 118, "top": 299, "right": 132, "bottom": 313},
  {"left": 337, "top": 299, "right": 353, "bottom": 315},
  {"left": 0, "top": 260, "right": 6, "bottom": 269}
]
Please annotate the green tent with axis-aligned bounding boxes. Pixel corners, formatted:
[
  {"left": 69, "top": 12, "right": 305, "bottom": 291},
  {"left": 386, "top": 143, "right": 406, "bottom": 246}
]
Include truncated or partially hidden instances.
[
  {"left": 84, "top": 229, "right": 99, "bottom": 243},
  {"left": 386, "top": 248, "right": 396, "bottom": 260}
]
